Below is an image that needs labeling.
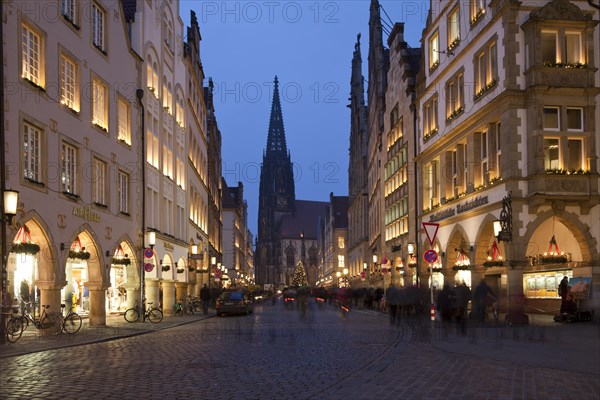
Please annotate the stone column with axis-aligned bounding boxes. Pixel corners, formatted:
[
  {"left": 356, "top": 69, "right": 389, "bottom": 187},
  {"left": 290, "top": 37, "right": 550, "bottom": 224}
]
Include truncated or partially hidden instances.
[
  {"left": 443, "top": 269, "right": 455, "bottom": 288},
  {"left": 124, "top": 284, "right": 139, "bottom": 310},
  {"left": 86, "top": 283, "right": 109, "bottom": 326},
  {"left": 194, "top": 277, "right": 202, "bottom": 298},
  {"left": 471, "top": 267, "right": 485, "bottom": 288},
  {"left": 162, "top": 280, "right": 176, "bottom": 316},
  {"left": 35, "top": 280, "right": 65, "bottom": 316},
  {"left": 175, "top": 282, "right": 188, "bottom": 306},
  {"left": 145, "top": 279, "right": 160, "bottom": 309}
]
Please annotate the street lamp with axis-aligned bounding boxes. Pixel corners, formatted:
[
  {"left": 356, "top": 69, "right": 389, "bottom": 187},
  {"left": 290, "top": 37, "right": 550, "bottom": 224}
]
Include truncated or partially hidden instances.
[
  {"left": 147, "top": 231, "right": 156, "bottom": 249},
  {"left": 1, "top": 189, "right": 19, "bottom": 345}
]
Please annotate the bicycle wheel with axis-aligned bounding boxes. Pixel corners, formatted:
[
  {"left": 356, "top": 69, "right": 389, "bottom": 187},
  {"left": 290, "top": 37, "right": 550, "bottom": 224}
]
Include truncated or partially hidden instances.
[
  {"left": 6, "top": 317, "right": 24, "bottom": 343},
  {"left": 41, "top": 314, "right": 63, "bottom": 335},
  {"left": 147, "top": 308, "right": 163, "bottom": 323},
  {"left": 63, "top": 313, "right": 82, "bottom": 334},
  {"left": 124, "top": 308, "right": 140, "bottom": 323}
]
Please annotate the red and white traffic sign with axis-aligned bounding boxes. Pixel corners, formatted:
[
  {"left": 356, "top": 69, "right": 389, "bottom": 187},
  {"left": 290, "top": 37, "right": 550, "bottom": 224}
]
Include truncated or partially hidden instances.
[
  {"left": 424, "top": 249, "right": 438, "bottom": 264},
  {"left": 144, "top": 248, "right": 154, "bottom": 259},
  {"left": 422, "top": 222, "right": 439, "bottom": 246}
]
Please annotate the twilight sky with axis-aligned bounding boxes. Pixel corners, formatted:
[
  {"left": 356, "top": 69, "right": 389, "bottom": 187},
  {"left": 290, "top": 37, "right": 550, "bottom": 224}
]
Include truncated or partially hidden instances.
[{"left": 179, "top": 0, "right": 431, "bottom": 236}]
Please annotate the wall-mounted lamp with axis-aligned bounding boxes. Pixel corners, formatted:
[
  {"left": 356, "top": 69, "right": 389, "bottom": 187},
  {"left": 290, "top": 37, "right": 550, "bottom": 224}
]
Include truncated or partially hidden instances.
[
  {"left": 363, "top": 262, "right": 367, "bottom": 270},
  {"left": 407, "top": 242, "right": 415, "bottom": 257},
  {"left": 4, "top": 189, "right": 19, "bottom": 222},
  {"left": 372, "top": 254, "right": 378, "bottom": 263},
  {"left": 147, "top": 231, "right": 156, "bottom": 249}
]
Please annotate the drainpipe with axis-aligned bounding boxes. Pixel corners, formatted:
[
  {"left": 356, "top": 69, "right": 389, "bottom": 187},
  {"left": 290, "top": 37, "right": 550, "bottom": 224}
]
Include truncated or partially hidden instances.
[{"left": 136, "top": 89, "right": 146, "bottom": 319}]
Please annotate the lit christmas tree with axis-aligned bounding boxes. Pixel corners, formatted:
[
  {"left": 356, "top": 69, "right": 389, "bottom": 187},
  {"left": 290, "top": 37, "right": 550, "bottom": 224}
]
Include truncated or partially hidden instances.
[{"left": 291, "top": 262, "right": 308, "bottom": 287}]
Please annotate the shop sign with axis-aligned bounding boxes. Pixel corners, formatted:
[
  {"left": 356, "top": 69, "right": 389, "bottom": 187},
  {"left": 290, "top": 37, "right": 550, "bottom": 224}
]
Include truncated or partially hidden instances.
[
  {"left": 72, "top": 206, "right": 100, "bottom": 222},
  {"left": 429, "top": 196, "right": 489, "bottom": 223}
]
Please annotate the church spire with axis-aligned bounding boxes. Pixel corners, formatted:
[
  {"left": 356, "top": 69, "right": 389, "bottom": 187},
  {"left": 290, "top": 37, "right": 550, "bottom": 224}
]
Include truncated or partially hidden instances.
[{"left": 266, "top": 76, "right": 288, "bottom": 156}]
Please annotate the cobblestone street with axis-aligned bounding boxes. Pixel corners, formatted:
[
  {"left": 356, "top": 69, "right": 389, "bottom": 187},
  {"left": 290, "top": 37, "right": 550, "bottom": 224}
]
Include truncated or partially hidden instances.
[{"left": 1, "top": 302, "right": 599, "bottom": 400}]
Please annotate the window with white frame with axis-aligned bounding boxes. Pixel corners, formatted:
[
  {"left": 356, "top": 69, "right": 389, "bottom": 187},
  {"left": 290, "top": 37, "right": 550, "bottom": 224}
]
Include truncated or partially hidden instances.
[
  {"left": 428, "top": 31, "right": 440, "bottom": 71},
  {"left": 566, "top": 107, "right": 583, "bottom": 131},
  {"left": 338, "top": 255, "right": 345, "bottom": 269},
  {"left": 118, "top": 97, "right": 131, "bottom": 144},
  {"left": 61, "top": 142, "right": 77, "bottom": 194},
  {"left": 543, "top": 138, "right": 560, "bottom": 170},
  {"left": 23, "top": 122, "right": 41, "bottom": 182},
  {"left": 542, "top": 30, "right": 584, "bottom": 65},
  {"left": 92, "top": 2, "right": 105, "bottom": 52},
  {"left": 118, "top": 171, "right": 129, "bottom": 214},
  {"left": 448, "top": 7, "right": 460, "bottom": 49},
  {"left": 147, "top": 117, "right": 160, "bottom": 168},
  {"left": 446, "top": 73, "right": 464, "bottom": 118},
  {"left": 543, "top": 107, "right": 560, "bottom": 130},
  {"left": 423, "top": 96, "right": 438, "bottom": 138},
  {"left": 92, "top": 158, "right": 106, "bottom": 205},
  {"left": 92, "top": 78, "right": 108, "bottom": 130},
  {"left": 60, "top": 54, "right": 78, "bottom": 111},
  {"left": 21, "top": 23, "right": 43, "bottom": 87},
  {"left": 61, "top": 0, "right": 77, "bottom": 24},
  {"left": 146, "top": 187, "right": 159, "bottom": 227}
]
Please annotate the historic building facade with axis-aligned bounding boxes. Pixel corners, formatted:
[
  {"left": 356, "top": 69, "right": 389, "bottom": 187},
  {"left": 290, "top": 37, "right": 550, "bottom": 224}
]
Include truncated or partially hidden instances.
[
  {"left": 366, "top": 0, "right": 389, "bottom": 286},
  {"left": 415, "top": 0, "right": 599, "bottom": 315},
  {"left": 4, "top": 0, "right": 141, "bottom": 325},
  {"left": 347, "top": 34, "right": 370, "bottom": 287},
  {"left": 222, "top": 181, "right": 249, "bottom": 287},
  {"left": 382, "top": 23, "right": 421, "bottom": 287},
  {"left": 317, "top": 194, "right": 349, "bottom": 287}
]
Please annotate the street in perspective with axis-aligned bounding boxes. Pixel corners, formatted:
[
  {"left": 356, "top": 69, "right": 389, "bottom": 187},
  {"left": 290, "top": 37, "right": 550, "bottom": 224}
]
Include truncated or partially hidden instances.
[
  {"left": 1, "top": 297, "right": 599, "bottom": 400},
  {"left": 1, "top": 0, "right": 600, "bottom": 399}
]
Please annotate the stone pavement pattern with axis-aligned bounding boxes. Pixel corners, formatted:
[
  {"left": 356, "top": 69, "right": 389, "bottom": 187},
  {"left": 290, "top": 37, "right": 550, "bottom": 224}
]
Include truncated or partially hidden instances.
[{"left": 0, "top": 302, "right": 598, "bottom": 400}]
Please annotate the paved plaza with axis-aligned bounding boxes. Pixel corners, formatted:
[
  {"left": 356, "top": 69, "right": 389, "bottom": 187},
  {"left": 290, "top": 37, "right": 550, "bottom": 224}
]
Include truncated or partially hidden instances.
[{"left": 0, "top": 302, "right": 598, "bottom": 399}]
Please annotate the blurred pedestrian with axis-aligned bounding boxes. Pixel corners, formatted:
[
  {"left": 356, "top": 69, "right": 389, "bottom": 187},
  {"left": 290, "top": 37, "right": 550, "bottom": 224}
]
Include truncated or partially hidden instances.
[
  {"left": 455, "top": 282, "right": 471, "bottom": 334},
  {"left": 386, "top": 283, "right": 400, "bottom": 325},
  {"left": 558, "top": 276, "right": 570, "bottom": 313},
  {"left": 473, "top": 280, "right": 495, "bottom": 322},
  {"left": 200, "top": 284, "right": 210, "bottom": 314},
  {"left": 436, "top": 284, "right": 456, "bottom": 332}
]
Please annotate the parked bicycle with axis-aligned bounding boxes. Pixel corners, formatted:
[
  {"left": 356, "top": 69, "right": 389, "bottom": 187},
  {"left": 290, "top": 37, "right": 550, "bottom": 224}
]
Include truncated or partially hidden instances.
[
  {"left": 60, "top": 301, "right": 82, "bottom": 334},
  {"left": 1, "top": 305, "right": 24, "bottom": 343},
  {"left": 16, "top": 303, "right": 63, "bottom": 335},
  {"left": 124, "top": 301, "right": 163, "bottom": 323},
  {"left": 174, "top": 299, "right": 184, "bottom": 317}
]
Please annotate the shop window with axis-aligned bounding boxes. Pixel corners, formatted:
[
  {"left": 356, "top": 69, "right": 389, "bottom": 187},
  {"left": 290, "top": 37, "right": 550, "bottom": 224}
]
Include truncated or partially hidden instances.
[
  {"left": 524, "top": 270, "right": 572, "bottom": 299},
  {"left": 543, "top": 107, "right": 560, "bottom": 130}
]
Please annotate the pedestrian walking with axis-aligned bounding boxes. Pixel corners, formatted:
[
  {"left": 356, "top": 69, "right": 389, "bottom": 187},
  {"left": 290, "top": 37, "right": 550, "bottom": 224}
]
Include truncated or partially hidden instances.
[
  {"left": 558, "top": 276, "right": 570, "bottom": 313},
  {"left": 473, "top": 280, "right": 495, "bottom": 322},
  {"left": 436, "top": 284, "right": 456, "bottom": 333},
  {"left": 200, "top": 284, "right": 210, "bottom": 314},
  {"left": 386, "top": 283, "right": 400, "bottom": 326},
  {"left": 454, "top": 282, "right": 471, "bottom": 334}
]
